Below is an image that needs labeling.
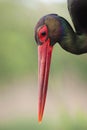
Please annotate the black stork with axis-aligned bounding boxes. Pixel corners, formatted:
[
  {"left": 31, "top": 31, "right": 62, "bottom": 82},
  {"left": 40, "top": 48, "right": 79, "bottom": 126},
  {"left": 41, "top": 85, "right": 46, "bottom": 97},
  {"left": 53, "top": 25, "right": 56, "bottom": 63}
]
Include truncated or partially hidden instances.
[{"left": 34, "top": 0, "right": 87, "bottom": 122}]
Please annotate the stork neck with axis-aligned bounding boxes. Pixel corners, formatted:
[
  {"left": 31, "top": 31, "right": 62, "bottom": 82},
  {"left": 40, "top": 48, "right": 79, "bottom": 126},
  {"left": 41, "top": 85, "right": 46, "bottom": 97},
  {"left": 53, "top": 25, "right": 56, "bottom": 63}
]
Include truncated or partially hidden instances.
[{"left": 59, "top": 17, "right": 87, "bottom": 54}]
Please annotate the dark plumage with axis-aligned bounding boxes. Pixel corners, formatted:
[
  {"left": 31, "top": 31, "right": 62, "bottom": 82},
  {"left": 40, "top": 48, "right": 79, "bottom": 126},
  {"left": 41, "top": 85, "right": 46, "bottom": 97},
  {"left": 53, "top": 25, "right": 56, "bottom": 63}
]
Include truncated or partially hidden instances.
[{"left": 68, "top": 0, "right": 87, "bottom": 34}]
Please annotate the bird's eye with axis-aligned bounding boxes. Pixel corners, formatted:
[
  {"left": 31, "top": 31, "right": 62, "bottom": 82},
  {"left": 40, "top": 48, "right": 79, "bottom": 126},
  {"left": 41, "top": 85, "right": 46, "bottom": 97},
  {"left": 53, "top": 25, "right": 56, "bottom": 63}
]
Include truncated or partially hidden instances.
[
  {"left": 41, "top": 32, "right": 46, "bottom": 36},
  {"left": 38, "top": 25, "right": 48, "bottom": 43}
]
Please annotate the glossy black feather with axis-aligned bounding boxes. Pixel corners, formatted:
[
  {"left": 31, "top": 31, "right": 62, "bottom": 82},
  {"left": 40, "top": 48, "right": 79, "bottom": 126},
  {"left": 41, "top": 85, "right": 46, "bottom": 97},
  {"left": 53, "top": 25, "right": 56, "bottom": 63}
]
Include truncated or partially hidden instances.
[{"left": 68, "top": 0, "right": 87, "bottom": 34}]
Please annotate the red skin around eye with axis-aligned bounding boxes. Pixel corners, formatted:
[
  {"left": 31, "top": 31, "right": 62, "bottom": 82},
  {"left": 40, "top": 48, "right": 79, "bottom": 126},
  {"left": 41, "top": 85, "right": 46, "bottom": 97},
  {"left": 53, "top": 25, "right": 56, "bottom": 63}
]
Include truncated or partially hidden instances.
[{"left": 38, "top": 25, "right": 48, "bottom": 43}]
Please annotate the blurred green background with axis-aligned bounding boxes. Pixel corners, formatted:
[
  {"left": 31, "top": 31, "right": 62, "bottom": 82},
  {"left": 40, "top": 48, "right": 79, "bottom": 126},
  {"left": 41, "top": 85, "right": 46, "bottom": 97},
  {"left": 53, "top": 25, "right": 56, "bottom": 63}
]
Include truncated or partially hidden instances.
[{"left": 0, "top": 0, "right": 87, "bottom": 129}]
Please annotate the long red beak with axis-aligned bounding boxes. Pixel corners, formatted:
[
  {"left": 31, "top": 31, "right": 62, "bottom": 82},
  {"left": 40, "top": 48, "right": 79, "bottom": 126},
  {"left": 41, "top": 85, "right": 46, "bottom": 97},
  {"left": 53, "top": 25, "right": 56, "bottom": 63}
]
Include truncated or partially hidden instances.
[{"left": 38, "top": 38, "right": 53, "bottom": 122}]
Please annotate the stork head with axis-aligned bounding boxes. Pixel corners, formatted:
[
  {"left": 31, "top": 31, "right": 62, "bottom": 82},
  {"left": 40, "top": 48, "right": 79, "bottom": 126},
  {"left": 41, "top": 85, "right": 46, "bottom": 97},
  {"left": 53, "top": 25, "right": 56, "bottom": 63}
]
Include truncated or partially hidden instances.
[
  {"left": 34, "top": 14, "right": 62, "bottom": 122},
  {"left": 35, "top": 14, "right": 62, "bottom": 46}
]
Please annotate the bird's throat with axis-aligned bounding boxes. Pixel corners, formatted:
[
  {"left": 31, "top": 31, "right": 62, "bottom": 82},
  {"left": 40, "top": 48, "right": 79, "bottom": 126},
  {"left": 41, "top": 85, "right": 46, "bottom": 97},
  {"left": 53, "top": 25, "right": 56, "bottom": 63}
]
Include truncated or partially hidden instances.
[{"left": 58, "top": 17, "right": 87, "bottom": 54}]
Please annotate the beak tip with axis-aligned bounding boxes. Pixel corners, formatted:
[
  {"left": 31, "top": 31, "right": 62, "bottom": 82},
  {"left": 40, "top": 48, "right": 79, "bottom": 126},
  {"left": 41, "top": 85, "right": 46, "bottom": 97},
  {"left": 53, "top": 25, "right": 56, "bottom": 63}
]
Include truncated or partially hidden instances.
[{"left": 38, "top": 114, "right": 42, "bottom": 123}]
